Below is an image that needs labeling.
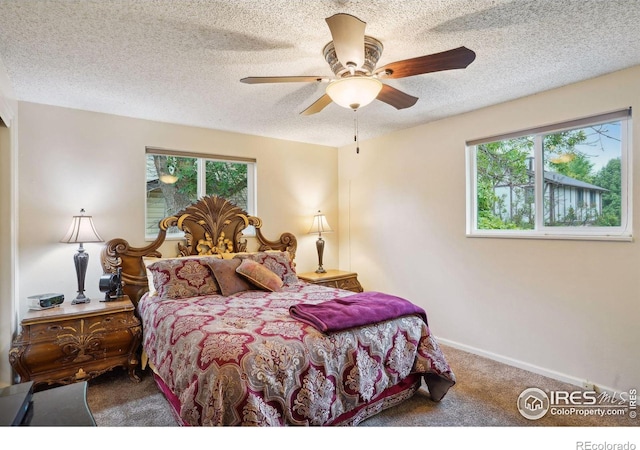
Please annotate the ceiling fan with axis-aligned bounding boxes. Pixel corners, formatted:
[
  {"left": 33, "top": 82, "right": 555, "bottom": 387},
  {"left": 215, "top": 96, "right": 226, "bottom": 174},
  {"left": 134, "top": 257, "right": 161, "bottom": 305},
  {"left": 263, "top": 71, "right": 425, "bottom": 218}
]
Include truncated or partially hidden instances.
[{"left": 240, "top": 13, "right": 476, "bottom": 115}]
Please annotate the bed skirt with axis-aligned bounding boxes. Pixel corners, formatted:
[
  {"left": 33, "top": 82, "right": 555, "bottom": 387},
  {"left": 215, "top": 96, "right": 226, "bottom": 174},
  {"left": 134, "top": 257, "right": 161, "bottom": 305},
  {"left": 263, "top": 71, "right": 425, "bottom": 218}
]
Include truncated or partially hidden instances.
[{"left": 151, "top": 371, "right": 422, "bottom": 427}]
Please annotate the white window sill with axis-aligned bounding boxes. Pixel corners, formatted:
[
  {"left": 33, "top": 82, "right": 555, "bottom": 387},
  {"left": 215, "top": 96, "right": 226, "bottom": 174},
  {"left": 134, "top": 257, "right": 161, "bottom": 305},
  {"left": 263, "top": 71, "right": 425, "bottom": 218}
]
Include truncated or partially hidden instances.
[{"left": 466, "top": 231, "right": 633, "bottom": 242}]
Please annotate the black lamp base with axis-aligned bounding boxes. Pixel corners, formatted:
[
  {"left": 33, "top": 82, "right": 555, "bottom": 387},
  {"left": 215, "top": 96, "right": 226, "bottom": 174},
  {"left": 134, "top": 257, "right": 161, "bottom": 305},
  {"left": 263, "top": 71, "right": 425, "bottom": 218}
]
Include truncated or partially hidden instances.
[
  {"left": 315, "top": 236, "right": 326, "bottom": 274},
  {"left": 72, "top": 294, "right": 90, "bottom": 305},
  {"left": 72, "top": 245, "right": 91, "bottom": 305}
]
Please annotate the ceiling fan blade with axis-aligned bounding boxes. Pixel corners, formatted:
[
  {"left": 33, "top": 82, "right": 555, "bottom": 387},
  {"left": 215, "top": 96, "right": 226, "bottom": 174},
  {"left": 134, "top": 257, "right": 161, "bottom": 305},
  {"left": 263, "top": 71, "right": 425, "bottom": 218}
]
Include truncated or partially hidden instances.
[
  {"left": 375, "top": 46, "right": 476, "bottom": 79},
  {"left": 241, "top": 76, "right": 328, "bottom": 84},
  {"left": 300, "top": 94, "right": 333, "bottom": 116},
  {"left": 325, "top": 13, "right": 366, "bottom": 69},
  {"left": 376, "top": 84, "right": 418, "bottom": 110}
]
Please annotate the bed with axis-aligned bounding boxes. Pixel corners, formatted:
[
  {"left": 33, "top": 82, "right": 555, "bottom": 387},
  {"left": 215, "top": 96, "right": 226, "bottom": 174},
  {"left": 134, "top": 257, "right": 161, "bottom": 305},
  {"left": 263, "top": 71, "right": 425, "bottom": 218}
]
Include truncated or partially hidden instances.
[{"left": 101, "top": 195, "right": 455, "bottom": 426}]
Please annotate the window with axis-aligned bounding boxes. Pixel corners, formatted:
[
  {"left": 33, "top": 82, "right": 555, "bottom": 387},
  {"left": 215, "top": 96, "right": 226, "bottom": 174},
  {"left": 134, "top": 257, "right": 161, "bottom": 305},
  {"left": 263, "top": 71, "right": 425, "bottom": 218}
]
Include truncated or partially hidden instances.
[
  {"left": 145, "top": 148, "right": 256, "bottom": 239},
  {"left": 466, "top": 109, "right": 632, "bottom": 240}
]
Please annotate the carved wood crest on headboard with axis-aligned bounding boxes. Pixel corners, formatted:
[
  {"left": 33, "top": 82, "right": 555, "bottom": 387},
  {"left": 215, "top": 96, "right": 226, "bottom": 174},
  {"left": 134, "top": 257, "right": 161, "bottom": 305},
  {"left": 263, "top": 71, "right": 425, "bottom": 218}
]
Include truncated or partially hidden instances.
[{"left": 101, "top": 195, "right": 297, "bottom": 307}]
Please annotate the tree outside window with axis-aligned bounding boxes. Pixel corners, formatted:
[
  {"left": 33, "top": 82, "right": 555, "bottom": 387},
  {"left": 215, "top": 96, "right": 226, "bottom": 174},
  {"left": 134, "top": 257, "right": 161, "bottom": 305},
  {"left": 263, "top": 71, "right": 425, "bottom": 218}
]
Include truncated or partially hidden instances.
[
  {"left": 469, "top": 112, "right": 630, "bottom": 239},
  {"left": 146, "top": 152, "right": 254, "bottom": 238}
]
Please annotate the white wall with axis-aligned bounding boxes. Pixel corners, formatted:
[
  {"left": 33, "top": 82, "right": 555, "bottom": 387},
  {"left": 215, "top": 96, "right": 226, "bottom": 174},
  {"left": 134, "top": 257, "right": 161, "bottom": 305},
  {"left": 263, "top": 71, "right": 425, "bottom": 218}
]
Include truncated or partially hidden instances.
[
  {"left": 338, "top": 65, "right": 640, "bottom": 393},
  {"left": 16, "top": 102, "right": 338, "bottom": 323}
]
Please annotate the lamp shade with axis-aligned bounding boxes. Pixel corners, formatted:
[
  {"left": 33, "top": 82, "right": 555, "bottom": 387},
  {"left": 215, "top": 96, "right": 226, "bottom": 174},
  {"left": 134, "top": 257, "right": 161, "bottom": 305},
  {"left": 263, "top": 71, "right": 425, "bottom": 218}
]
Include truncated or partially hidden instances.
[
  {"left": 159, "top": 165, "right": 178, "bottom": 184},
  {"left": 308, "top": 210, "right": 333, "bottom": 235},
  {"left": 325, "top": 77, "right": 383, "bottom": 110},
  {"left": 159, "top": 173, "right": 178, "bottom": 184},
  {"left": 60, "top": 209, "right": 103, "bottom": 244}
]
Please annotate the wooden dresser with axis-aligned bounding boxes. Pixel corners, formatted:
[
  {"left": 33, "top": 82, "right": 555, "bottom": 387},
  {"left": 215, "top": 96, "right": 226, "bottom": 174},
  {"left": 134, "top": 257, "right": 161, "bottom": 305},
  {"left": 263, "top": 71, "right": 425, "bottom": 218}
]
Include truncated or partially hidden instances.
[
  {"left": 297, "top": 269, "right": 363, "bottom": 293},
  {"left": 9, "top": 296, "right": 141, "bottom": 389}
]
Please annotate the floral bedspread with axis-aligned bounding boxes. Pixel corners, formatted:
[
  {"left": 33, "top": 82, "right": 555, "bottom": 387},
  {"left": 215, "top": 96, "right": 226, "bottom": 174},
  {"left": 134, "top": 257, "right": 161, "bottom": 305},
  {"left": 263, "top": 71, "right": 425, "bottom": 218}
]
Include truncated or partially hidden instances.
[{"left": 138, "top": 282, "right": 456, "bottom": 426}]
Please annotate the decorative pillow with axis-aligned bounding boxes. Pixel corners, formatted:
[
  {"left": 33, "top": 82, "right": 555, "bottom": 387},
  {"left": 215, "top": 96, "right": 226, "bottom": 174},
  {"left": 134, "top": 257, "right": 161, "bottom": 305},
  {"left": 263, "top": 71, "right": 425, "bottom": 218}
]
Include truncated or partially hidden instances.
[
  {"left": 232, "top": 251, "right": 298, "bottom": 285},
  {"left": 147, "top": 256, "right": 220, "bottom": 299},
  {"left": 236, "top": 258, "right": 284, "bottom": 292},
  {"left": 142, "top": 256, "right": 161, "bottom": 296},
  {"left": 207, "top": 258, "right": 254, "bottom": 296}
]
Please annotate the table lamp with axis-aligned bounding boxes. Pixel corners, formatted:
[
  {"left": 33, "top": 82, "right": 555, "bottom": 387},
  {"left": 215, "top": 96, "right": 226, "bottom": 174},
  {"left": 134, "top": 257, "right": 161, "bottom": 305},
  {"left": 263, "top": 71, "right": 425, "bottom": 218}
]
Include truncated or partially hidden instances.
[
  {"left": 60, "top": 209, "right": 104, "bottom": 304},
  {"left": 308, "top": 210, "right": 333, "bottom": 274}
]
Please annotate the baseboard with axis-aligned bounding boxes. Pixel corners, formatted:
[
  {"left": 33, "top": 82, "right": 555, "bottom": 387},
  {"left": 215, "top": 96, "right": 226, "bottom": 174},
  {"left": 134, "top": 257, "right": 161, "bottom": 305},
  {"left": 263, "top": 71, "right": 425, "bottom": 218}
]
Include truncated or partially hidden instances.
[{"left": 436, "top": 337, "right": 619, "bottom": 396}]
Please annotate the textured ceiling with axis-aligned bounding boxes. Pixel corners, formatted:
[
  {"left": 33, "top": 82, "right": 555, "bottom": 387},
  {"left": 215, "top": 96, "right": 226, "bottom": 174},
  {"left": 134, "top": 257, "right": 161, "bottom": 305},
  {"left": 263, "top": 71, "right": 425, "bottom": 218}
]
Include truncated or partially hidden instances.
[{"left": 1, "top": 0, "right": 639, "bottom": 147}]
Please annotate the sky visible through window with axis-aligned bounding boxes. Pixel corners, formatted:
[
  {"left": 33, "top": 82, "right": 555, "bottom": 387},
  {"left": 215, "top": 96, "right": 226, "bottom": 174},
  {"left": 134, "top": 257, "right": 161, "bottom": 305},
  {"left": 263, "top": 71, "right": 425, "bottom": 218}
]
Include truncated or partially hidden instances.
[{"left": 573, "top": 121, "right": 620, "bottom": 171}]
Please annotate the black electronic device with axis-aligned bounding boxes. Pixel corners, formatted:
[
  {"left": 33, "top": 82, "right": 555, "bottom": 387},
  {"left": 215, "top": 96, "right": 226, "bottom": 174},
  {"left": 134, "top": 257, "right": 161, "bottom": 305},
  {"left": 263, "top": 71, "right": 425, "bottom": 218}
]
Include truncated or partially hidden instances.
[
  {"left": 99, "top": 267, "right": 124, "bottom": 301},
  {"left": 27, "top": 293, "right": 64, "bottom": 310}
]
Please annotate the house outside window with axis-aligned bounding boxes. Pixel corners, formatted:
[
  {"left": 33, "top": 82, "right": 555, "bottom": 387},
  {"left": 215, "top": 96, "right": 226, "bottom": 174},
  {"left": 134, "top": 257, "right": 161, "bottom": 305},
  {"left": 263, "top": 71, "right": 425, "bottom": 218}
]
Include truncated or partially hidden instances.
[
  {"left": 145, "top": 148, "right": 256, "bottom": 239},
  {"left": 466, "top": 109, "right": 632, "bottom": 240}
]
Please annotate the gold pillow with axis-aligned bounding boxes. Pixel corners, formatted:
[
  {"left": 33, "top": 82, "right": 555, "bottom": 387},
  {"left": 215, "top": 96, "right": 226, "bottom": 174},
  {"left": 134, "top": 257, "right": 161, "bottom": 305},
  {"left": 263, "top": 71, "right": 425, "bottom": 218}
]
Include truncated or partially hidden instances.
[{"left": 236, "top": 258, "right": 284, "bottom": 292}]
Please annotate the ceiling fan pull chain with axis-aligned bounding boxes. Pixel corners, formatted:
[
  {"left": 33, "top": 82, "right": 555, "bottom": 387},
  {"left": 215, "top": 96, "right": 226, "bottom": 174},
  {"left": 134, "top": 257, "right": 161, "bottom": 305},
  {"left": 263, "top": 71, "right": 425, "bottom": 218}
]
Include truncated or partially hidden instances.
[{"left": 354, "top": 110, "right": 360, "bottom": 154}]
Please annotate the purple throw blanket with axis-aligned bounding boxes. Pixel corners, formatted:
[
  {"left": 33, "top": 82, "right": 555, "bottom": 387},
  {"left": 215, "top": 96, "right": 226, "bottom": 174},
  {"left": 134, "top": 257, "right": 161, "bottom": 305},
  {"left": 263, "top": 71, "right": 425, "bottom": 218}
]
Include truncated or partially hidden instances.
[{"left": 289, "top": 291, "right": 428, "bottom": 332}]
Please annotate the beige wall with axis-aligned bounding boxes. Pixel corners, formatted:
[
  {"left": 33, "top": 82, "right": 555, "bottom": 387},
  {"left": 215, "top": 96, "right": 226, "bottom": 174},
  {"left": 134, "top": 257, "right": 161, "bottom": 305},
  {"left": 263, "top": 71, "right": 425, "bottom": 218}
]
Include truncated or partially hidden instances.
[
  {"left": 0, "top": 54, "right": 17, "bottom": 387},
  {"left": 0, "top": 122, "right": 14, "bottom": 387},
  {"left": 15, "top": 102, "right": 338, "bottom": 323},
  {"left": 338, "top": 65, "right": 640, "bottom": 393}
]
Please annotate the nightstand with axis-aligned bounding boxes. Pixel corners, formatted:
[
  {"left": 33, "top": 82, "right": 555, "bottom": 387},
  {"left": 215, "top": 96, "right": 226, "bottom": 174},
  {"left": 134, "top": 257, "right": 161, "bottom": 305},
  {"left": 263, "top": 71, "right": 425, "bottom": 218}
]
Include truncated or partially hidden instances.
[
  {"left": 9, "top": 296, "right": 142, "bottom": 389},
  {"left": 298, "top": 269, "right": 363, "bottom": 293}
]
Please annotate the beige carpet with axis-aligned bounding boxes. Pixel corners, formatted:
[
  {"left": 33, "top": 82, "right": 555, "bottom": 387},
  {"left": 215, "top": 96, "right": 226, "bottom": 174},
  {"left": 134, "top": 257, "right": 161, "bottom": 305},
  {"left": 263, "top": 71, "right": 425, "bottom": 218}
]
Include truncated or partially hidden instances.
[{"left": 86, "top": 344, "right": 636, "bottom": 427}]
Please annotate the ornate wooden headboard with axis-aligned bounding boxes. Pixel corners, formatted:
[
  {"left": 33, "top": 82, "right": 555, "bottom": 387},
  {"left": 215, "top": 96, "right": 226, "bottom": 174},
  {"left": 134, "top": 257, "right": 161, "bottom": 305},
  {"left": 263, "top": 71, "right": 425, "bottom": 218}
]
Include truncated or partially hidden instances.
[{"left": 101, "top": 195, "right": 297, "bottom": 307}]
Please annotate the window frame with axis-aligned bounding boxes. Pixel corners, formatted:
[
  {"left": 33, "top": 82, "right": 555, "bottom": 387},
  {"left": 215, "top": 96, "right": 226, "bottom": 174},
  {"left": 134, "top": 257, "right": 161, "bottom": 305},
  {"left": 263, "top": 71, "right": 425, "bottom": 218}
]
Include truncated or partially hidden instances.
[
  {"left": 466, "top": 109, "right": 633, "bottom": 241},
  {"left": 145, "top": 147, "right": 257, "bottom": 240}
]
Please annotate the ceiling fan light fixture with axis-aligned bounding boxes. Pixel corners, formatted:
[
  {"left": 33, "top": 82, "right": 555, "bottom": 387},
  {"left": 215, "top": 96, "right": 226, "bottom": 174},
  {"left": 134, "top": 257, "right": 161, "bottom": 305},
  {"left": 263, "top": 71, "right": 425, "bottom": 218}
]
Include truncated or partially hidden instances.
[
  {"left": 241, "top": 14, "right": 475, "bottom": 116},
  {"left": 325, "top": 77, "right": 383, "bottom": 110}
]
